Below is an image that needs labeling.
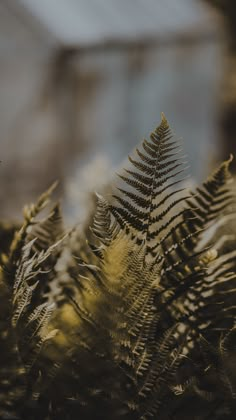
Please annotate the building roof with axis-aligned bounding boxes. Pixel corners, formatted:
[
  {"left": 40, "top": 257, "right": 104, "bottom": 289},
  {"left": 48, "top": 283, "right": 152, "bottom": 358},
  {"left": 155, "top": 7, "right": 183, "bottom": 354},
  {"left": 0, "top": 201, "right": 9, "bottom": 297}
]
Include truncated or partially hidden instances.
[{"left": 17, "top": 0, "right": 219, "bottom": 47}]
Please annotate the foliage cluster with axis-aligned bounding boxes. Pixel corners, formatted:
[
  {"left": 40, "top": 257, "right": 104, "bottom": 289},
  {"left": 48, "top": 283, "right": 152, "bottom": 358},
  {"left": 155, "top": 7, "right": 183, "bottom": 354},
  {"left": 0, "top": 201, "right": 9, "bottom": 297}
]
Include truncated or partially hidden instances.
[{"left": 0, "top": 115, "right": 236, "bottom": 419}]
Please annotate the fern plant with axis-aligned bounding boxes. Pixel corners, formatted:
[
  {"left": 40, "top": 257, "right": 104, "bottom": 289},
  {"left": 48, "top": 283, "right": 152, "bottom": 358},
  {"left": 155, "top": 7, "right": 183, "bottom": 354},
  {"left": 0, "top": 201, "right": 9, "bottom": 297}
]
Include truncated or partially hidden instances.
[{"left": 0, "top": 114, "right": 236, "bottom": 419}]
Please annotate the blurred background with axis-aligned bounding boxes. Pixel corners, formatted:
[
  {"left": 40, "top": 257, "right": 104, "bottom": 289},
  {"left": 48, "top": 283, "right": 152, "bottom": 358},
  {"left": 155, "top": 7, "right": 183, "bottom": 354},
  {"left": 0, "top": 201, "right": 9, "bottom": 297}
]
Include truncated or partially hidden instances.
[{"left": 0, "top": 0, "right": 235, "bottom": 221}]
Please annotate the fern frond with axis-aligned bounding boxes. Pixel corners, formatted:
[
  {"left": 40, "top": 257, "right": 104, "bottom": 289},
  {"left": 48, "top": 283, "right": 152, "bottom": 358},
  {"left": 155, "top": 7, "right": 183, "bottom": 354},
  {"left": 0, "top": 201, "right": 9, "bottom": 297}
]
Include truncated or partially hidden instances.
[
  {"left": 27, "top": 203, "right": 64, "bottom": 252},
  {"left": 5, "top": 182, "right": 58, "bottom": 270},
  {"left": 111, "top": 114, "right": 188, "bottom": 257}
]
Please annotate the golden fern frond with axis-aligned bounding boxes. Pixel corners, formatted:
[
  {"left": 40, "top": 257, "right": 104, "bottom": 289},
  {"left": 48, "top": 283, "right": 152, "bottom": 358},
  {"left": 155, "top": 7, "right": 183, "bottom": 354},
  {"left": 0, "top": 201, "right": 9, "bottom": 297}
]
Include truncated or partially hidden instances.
[
  {"left": 27, "top": 203, "right": 64, "bottom": 252},
  {"left": 0, "top": 185, "right": 65, "bottom": 419},
  {"left": 154, "top": 157, "right": 234, "bottom": 277},
  {"left": 184, "top": 156, "right": 234, "bottom": 251},
  {"left": 4, "top": 182, "right": 58, "bottom": 271}
]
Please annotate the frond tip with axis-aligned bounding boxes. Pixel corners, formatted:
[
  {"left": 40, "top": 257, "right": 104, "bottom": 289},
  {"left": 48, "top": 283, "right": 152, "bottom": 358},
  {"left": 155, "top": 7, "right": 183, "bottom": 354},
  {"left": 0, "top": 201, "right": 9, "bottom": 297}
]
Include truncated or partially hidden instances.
[{"left": 111, "top": 115, "right": 188, "bottom": 258}]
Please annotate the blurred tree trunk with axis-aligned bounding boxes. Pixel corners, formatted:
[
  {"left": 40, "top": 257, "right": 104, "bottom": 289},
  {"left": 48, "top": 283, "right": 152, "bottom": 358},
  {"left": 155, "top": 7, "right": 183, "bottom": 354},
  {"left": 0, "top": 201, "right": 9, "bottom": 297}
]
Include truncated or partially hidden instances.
[{"left": 204, "top": 1, "right": 236, "bottom": 169}]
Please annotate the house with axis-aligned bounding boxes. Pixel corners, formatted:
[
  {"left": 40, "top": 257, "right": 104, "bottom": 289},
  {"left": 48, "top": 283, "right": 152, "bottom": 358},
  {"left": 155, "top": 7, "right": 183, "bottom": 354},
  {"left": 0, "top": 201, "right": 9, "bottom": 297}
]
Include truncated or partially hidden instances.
[{"left": 0, "top": 0, "right": 222, "bottom": 219}]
